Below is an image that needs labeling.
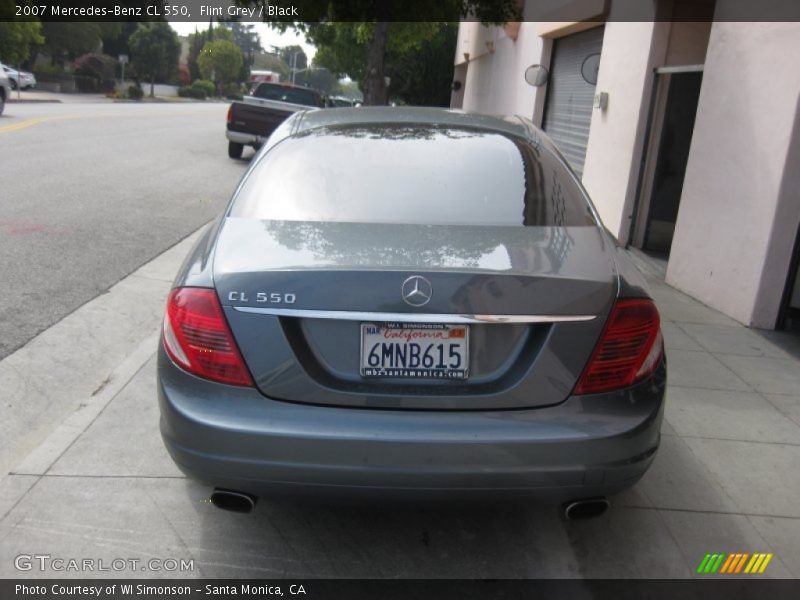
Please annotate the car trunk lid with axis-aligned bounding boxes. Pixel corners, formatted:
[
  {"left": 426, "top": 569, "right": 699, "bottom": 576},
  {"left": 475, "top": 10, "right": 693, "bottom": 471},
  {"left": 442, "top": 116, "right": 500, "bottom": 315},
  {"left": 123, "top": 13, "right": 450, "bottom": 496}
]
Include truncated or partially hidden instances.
[{"left": 214, "top": 217, "right": 617, "bottom": 409}]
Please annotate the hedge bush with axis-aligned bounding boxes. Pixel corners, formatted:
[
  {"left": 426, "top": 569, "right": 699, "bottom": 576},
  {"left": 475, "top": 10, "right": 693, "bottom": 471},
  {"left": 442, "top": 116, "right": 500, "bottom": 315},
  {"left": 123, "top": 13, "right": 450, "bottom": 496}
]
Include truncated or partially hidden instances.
[
  {"left": 221, "top": 82, "right": 243, "bottom": 97},
  {"left": 74, "top": 53, "right": 118, "bottom": 93},
  {"left": 178, "top": 86, "right": 207, "bottom": 100},
  {"left": 191, "top": 79, "right": 215, "bottom": 97}
]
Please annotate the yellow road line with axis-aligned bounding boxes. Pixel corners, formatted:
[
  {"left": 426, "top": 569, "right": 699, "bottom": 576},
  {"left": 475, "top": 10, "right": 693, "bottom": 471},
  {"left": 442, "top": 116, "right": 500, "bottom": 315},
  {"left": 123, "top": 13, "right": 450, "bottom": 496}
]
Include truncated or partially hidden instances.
[
  {"left": 0, "top": 114, "right": 88, "bottom": 133},
  {"left": 0, "top": 108, "right": 221, "bottom": 134},
  {"left": 0, "top": 117, "right": 63, "bottom": 133}
]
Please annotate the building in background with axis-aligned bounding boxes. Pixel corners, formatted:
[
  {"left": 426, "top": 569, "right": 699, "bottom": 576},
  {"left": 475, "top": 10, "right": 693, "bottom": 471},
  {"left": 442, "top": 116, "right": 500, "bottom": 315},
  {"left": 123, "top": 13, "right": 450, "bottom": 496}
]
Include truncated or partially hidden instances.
[{"left": 452, "top": 0, "right": 800, "bottom": 331}]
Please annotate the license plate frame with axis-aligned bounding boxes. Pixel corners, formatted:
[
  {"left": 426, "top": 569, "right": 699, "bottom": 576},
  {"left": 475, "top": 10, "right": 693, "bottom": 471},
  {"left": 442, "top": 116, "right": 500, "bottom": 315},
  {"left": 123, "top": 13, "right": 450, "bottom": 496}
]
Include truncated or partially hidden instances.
[{"left": 359, "top": 322, "right": 469, "bottom": 380}]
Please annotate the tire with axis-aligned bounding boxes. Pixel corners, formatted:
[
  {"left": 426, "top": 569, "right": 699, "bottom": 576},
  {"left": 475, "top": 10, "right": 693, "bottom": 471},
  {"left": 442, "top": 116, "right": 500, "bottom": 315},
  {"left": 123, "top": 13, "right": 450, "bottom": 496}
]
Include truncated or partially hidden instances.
[
  {"left": 228, "top": 142, "right": 244, "bottom": 159},
  {"left": 9, "top": 79, "right": 17, "bottom": 91},
  {"left": 0, "top": 91, "right": 5, "bottom": 117}
]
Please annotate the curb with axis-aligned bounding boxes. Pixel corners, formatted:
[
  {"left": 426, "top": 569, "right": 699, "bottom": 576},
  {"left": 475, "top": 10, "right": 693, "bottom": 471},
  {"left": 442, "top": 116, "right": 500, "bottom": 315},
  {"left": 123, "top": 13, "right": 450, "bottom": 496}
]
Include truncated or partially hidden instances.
[
  {"left": 7, "top": 99, "right": 62, "bottom": 104},
  {"left": 0, "top": 224, "right": 208, "bottom": 482}
]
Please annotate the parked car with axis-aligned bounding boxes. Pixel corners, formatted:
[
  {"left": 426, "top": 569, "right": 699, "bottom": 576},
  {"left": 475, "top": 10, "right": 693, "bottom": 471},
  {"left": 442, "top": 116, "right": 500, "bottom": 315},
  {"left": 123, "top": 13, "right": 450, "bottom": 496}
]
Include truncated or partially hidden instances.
[
  {"left": 0, "top": 68, "right": 10, "bottom": 116},
  {"left": 1, "top": 64, "right": 36, "bottom": 90},
  {"left": 159, "top": 108, "right": 666, "bottom": 517},
  {"left": 225, "top": 82, "right": 325, "bottom": 159},
  {"left": 327, "top": 96, "right": 359, "bottom": 108}
]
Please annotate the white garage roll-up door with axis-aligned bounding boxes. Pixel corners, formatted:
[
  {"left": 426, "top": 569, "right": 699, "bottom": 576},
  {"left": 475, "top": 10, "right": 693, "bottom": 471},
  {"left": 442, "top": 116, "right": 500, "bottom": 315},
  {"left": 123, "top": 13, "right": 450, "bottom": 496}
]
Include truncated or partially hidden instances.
[{"left": 543, "top": 26, "right": 605, "bottom": 178}]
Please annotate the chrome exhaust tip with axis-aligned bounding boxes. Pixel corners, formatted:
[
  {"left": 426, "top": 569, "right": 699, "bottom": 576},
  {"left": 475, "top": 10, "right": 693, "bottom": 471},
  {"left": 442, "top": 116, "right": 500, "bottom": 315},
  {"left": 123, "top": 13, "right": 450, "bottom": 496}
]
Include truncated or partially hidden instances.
[
  {"left": 562, "top": 497, "right": 610, "bottom": 520},
  {"left": 210, "top": 489, "right": 257, "bottom": 514}
]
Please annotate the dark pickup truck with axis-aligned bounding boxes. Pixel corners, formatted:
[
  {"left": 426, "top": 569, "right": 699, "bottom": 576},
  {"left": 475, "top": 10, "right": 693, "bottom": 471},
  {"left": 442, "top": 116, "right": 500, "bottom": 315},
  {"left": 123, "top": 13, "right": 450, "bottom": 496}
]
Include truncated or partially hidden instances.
[{"left": 226, "top": 82, "right": 325, "bottom": 158}]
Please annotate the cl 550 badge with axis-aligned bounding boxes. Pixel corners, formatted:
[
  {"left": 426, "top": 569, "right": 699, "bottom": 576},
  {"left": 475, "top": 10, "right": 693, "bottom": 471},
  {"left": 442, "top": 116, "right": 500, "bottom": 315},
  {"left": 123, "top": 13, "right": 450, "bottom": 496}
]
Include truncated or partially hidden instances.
[{"left": 228, "top": 291, "right": 296, "bottom": 304}]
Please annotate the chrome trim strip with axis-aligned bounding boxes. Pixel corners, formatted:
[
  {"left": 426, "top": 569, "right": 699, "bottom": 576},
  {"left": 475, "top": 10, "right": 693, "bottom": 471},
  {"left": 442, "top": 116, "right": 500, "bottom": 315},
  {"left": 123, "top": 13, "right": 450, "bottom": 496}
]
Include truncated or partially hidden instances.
[
  {"left": 230, "top": 306, "right": 596, "bottom": 324},
  {"left": 655, "top": 64, "right": 704, "bottom": 74}
]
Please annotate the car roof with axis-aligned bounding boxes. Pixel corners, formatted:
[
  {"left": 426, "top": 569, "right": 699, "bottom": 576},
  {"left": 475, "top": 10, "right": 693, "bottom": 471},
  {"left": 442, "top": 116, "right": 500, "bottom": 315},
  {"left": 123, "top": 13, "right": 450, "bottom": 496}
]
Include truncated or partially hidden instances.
[{"left": 291, "top": 106, "right": 554, "bottom": 153}]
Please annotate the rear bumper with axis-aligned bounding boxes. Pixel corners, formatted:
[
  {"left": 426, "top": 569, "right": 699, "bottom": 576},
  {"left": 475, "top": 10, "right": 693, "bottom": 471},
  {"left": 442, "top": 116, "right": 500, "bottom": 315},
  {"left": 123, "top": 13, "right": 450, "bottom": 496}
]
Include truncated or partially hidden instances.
[
  {"left": 226, "top": 129, "right": 263, "bottom": 147},
  {"left": 158, "top": 345, "right": 665, "bottom": 501}
]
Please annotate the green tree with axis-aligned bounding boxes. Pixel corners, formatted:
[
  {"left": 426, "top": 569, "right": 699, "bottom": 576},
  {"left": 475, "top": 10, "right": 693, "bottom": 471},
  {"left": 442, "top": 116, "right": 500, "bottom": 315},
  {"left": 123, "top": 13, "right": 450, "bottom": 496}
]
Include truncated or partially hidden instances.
[
  {"left": 252, "top": 51, "right": 289, "bottom": 80},
  {"left": 0, "top": 21, "right": 44, "bottom": 66},
  {"left": 129, "top": 22, "right": 180, "bottom": 97},
  {"left": 221, "top": 21, "right": 263, "bottom": 80},
  {"left": 101, "top": 22, "right": 148, "bottom": 61},
  {"left": 295, "top": 66, "right": 340, "bottom": 95},
  {"left": 197, "top": 40, "right": 244, "bottom": 92},
  {"left": 279, "top": 44, "right": 307, "bottom": 83},
  {"left": 41, "top": 23, "right": 104, "bottom": 65},
  {"left": 187, "top": 25, "right": 234, "bottom": 82},
  {"left": 307, "top": 22, "right": 439, "bottom": 103},
  {"left": 337, "top": 79, "right": 362, "bottom": 102},
  {"left": 240, "top": 0, "right": 520, "bottom": 105},
  {"left": 386, "top": 22, "right": 459, "bottom": 106}
]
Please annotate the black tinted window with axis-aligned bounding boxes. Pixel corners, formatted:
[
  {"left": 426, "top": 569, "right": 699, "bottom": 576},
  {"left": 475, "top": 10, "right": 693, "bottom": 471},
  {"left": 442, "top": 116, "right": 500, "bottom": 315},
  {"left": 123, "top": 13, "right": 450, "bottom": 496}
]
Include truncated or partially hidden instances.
[
  {"left": 253, "top": 83, "right": 320, "bottom": 107},
  {"left": 231, "top": 125, "right": 596, "bottom": 227}
]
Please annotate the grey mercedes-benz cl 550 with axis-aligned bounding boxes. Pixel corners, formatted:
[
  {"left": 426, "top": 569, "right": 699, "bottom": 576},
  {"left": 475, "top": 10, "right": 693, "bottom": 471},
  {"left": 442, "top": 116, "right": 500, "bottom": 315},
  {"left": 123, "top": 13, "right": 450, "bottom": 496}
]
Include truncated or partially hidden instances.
[{"left": 157, "top": 107, "right": 666, "bottom": 517}]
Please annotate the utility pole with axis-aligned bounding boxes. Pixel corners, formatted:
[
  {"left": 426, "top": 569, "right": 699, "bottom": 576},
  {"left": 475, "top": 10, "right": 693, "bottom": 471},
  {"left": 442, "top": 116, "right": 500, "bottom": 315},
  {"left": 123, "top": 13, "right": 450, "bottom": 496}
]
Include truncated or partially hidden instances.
[
  {"left": 291, "top": 51, "right": 298, "bottom": 84},
  {"left": 118, "top": 54, "right": 128, "bottom": 91}
]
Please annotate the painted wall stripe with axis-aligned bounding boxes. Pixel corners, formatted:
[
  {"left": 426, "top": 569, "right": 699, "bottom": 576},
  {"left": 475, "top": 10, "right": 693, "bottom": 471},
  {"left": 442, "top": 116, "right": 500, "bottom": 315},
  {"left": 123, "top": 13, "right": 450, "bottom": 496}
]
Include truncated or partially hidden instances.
[
  {"left": 758, "top": 554, "right": 773, "bottom": 574},
  {"left": 725, "top": 553, "right": 739, "bottom": 574},
  {"left": 704, "top": 554, "right": 717, "bottom": 574},
  {"left": 719, "top": 553, "right": 735, "bottom": 574},
  {"left": 698, "top": 551, "right": 774, "bottom": 575},
  {"left": 755, "top": 554, "right": 768, "bottom": 572},
  {"left": 730, "top": 554, "right": 741, "bottom": 573},
  {"left": 734, "top": 553, "right": 749, "bottom": 573},
  {"left": 711, "top": 554, "right": 725, "bottom": 573},
  {"left": 697, "top": 554, "right": 712, "bottom": 574},
  {"left": 705, "top": 554, "right": 719, "bottom": 574},
  {"left": 744, "top": 554, "right": 760, "bottom": 573}
]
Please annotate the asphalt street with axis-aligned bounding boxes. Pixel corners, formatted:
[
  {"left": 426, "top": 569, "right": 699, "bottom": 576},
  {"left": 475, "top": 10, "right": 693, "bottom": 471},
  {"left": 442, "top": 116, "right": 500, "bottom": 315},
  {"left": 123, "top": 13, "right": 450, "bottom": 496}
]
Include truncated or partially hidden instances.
[{"left": 0, "top": 100, "right": 251, "bottom": 359}]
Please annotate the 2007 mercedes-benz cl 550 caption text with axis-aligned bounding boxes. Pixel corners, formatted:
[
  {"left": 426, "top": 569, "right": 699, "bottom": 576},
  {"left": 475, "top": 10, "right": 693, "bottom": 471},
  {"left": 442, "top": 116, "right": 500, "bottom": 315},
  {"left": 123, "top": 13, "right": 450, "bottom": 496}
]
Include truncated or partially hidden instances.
[{"left": 157, "top": 107, "right": 666, "bottom": 519}]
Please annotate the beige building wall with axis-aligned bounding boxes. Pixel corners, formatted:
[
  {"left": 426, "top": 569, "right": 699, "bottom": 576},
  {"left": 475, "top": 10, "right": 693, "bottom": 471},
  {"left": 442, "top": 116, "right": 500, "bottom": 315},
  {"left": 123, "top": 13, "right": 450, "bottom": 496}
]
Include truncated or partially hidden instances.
[
  {"left": 452, "top": 7, "right": 800, "bottom": 329},
  {"left": 666, "top": 20, "right": 800, "bottom": 328},
  {"left": 456, "top": 22, "right": 546, "bottom": 119},
  {"left": 579, "top": 18, "right": 667, "bottom": 240},
  {"left": 663, "top": 21, "right": 711, "bottom": 65}
]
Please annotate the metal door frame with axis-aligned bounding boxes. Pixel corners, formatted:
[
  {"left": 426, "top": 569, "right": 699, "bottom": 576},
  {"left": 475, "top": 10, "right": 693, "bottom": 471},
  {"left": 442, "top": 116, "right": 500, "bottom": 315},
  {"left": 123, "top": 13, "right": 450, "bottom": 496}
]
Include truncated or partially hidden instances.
[
  {"left": 629, "top": 64, "right": 704, "bottom": 250},
  {"left": 777, "top": 221, "right": 800, "bottom": 329}
]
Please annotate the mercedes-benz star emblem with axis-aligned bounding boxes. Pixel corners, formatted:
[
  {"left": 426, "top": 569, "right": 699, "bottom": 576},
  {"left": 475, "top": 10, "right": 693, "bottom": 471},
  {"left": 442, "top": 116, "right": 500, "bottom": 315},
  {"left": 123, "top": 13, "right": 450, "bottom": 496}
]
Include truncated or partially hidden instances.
[{"left": 401, "top": 276, "right": 433, "bottom": 307}]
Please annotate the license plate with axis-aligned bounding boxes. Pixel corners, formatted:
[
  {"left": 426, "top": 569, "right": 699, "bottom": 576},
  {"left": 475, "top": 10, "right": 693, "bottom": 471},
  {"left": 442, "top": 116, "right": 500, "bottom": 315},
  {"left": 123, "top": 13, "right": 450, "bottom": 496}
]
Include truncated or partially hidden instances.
[{"left": 360, "top": 323, "right": 469, "bottom": 379}]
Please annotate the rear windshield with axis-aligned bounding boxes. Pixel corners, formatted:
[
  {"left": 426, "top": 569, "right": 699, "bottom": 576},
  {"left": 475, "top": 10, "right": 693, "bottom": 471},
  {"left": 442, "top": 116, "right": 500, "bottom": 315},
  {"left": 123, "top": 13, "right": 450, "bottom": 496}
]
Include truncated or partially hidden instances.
[
  {"left": 230, "top": 125, "right": 597, "bottom": 227},
  {"left": 253, "top": 83, "right": 320, "bottom": 107}
]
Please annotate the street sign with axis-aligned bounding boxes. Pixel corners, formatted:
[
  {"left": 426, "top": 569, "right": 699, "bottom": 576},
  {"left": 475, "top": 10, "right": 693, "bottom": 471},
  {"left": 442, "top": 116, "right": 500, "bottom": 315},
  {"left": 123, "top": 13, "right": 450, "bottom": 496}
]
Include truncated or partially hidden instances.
[{"left": 118, "top": 55, "right": 129, "bottom": 90}]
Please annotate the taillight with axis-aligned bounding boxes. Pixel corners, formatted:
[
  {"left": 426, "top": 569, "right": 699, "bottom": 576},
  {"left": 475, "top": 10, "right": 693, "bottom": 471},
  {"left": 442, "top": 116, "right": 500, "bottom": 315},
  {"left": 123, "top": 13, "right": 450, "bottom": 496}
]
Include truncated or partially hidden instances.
[
  {"left": 226, "top": 104, "right": 233, "bottom": 123},
  {"left": 163, "top": 288, "right": 253, "bottom": 387},
  {"left": 574, "top": 298, "right": 663, "bottom": 395}
]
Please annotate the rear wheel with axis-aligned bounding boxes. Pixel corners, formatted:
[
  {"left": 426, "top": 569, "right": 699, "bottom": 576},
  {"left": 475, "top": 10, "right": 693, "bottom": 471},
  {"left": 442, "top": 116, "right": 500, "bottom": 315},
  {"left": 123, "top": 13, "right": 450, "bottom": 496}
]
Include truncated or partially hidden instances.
[
  {"left": 228, "top": 142, "right": 244, "bottom": 159},
  {"left": 9, "top": 79, "right": 17, "bottom": 91},
  {"left": 0, "top": 90, "right": 5, "bottom": 116}
]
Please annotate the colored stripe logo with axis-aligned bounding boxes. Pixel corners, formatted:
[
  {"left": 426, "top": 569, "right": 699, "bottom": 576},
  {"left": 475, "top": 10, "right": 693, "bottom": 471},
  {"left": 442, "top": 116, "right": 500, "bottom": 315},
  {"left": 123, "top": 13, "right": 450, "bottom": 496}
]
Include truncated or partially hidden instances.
[{"left": 697, "top": 552, "right": 773, "bottom": 574}]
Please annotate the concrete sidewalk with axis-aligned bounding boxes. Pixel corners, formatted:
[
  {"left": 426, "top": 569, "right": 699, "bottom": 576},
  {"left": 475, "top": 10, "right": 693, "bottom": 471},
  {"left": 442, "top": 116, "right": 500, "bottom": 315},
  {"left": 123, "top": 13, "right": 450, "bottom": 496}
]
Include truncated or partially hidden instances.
[
  {"left": 1, "top": 235, "right": 799, "bottom": 579},
  {"left": 7, "top": 90, "right": 111, "bottom": 104}
]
